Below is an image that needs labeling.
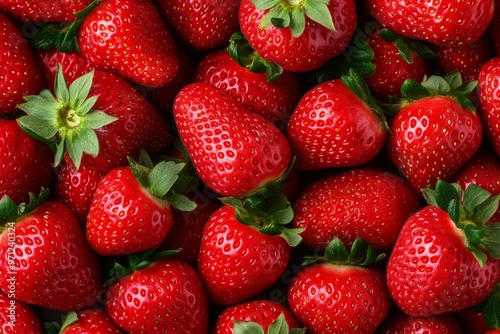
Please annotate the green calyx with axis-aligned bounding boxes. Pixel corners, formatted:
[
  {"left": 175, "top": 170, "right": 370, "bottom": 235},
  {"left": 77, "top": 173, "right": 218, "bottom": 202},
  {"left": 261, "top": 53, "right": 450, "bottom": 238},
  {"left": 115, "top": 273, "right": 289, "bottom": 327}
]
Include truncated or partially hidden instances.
[
  {"left": 378, "top": 28, "right": 436, "bottom": 64},
  {"left": 17, "top": 65, "right": 117, "bottom": 169},
  {"left": 44, "top": 311, "right": 79, "bottom": 334},
  {"left": 233, "top": 312, "right": 306, "bottom": 334},
  {"left": 0, "top": 188, "right": 49, "bottom": 229},
  {"left": 302, "top": 237, "right": 386, "bottom": 266},
  {"left": 422, "top": 179, "right": 500, "bottom": 267},
  {"left": 251, "top": 0, "right": 335, "bottom": 37},
  {"left": 128, "top": 150, "right": 197, "bottom": 212}
]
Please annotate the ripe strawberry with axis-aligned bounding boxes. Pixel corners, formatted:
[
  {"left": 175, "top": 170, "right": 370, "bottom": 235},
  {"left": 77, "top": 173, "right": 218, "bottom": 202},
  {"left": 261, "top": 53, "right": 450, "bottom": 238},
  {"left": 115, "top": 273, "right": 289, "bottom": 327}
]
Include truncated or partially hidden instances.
[
  {"left": 173, "top": 82, "right": 292, "bottom": 198},
  {"left": 105, "top": 255, "right": 209, "bottom": 333},
  {"left": 478, "top": 57, "right": 500, "bottom": 157},
  {"left": 17, "top": 65, "right": 171, "bottom": 172},
  {"left": 0, "top": 12, "right": 43, "bottom": 114},
  {"left": 0, "top": 0, "right": 90, "bottom": 23},
  {"left": 375, "top": 311, "right": 463, "bottom": 333},
  {"left": 156, "top": 0, "right": 241, "bottom": 51},
  {"left": 87, "top": 152, "right": 195, "bottom": 256},
  {"left": 0, "top": 119, "right": 54, "bottom": 205},
  {"left": 286, "top": 69, "right": 388, "bottom": 170},
  {"left": 239, "top": 0, "right": 357, "bottom": 72},
  {"left": 287, "top": 238, "right": 391, "bottom": 333},
  {"left": 46, "top": 309, "right": 124, "bottom": 334},
  {"left": 386, "top": 180, "right": 500, "bottom": 317},
  {"left": 367, "top": 0, "right": 495, "bottom": 47},
  {"left": 292, "top": 167, "right": 420, "bottom": 253},
  {"left": 387, "top": 71, "right": 483, "bottom": 192},
  {"left": 0, "top": 291, "right": 42, "bottom": 334},
  {"left": 214, "top": 300, "right": 303, "bottom": 334},
  {"left": 76, "top": 0, "right": 179, "bottom": 88},
  {"left": 0, "top": 191, "right": 103, "bottom": 312}
]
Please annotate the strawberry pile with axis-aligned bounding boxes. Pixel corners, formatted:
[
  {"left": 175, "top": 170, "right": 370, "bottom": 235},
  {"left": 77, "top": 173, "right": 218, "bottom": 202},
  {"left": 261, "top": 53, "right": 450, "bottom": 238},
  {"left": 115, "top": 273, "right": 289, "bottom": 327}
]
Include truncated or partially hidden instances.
[{"left": 1, "top": 0, "right": 500, "bottom": 333}]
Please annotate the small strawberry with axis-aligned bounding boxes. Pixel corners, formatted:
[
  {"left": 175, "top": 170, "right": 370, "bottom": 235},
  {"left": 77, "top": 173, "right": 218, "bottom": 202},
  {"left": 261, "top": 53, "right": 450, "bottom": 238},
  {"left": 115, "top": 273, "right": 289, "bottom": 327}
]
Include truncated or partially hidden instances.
[
  {"left": 287, "top": 238, "right": 391, "bottom": 333},
  {"left": 0, "top": 291, "right": 42, "bottom": 334},
  {"left": 0, "top": 0, "right": 91, "bottom": 23},
  {"left": 239, "top": 0, "right": 357, "bottom": 72},
  {"left": 156, "top": 0, "right": 241, "bottom": 51},
  {"left": 286, "top": 69, "right": 388, "bottom": 170},
  {"left": 367, "top": 0, "right": 495, "bottom": 47},
  {"left": 45, "top": 309, "right": 124, "bottom": 334},
  {"left": 375, "top": 311, "right": 463, "bottom": 333},
  {"left": 0, "top": 190, "right": 103, "bottom": 312},
  {"left": 386, "top": 180, "right": 500, "bottom": 317},
  {"left": 387, "top": 71, "right": 483, "bottom": 192},
  {"left": 478, "top": 57, "right": 500, "bottom": 157},
  {"left": 173, "top": 82, "right": 292, "bottom": 198}
]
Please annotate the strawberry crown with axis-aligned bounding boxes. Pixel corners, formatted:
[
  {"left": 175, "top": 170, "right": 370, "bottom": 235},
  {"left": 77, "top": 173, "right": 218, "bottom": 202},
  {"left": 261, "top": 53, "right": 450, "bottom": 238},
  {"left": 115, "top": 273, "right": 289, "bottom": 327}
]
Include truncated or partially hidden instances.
[
  {"left": 0, "top": 188, "right": 49, "bottom": 228},
  {"left": 17, "top": 65, "right": 117, "bottom": 169},
  {"left": 422, "top": 179, "right": 500, "bottom": 267},
  {"left": 232, "top": 312, "right": 306, "bottom": 334},
  {"left": 44, "top": 311, "right": 79, "bottom": 334}
]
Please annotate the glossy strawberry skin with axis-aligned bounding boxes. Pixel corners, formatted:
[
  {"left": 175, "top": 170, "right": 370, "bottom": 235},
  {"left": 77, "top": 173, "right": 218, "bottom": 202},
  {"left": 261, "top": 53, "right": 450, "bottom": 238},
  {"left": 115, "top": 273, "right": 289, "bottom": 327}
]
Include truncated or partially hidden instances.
[
  {"left": 367, "top": 0, "right": 495, "bottom": 47},
  {"left": 0, "top": 12, "right": 43, "bottom": 114},
  {"left": 214, "top": 300, "right": 299, "bottom": 334},
  {"left": 77, "top": 0, "right": 179, "bottom": 88},
  {"left": 376, "top": 312, "right": 463, "bottom": 334},
  {"left": 197, "top": 205, "right": 290, "bottom": 305},
  {"left": 0, "top": 291, "right": 42, "bottom": 334},
  {"left": 387, "top": 96, "right": 482, "bottom": 192},
  {"left": 105, "top": 258, "right": 209, "bottom": 334},
  {"left": 386, "top": 205, "right": 500, "bottom": 317},
  {"left": 156, "top": 0, "right": 241, "bottom": 51},
  {"left": 239, "top": 0, "right": 357, "bottom": 72},
  {"left": 478, "top": 57, "right": 500, "bottom": 157},
  {"left": 173, "top": 82, "right": 292, "bottom": 197},
  {"left": 287, "top": 263, "right": 391, "bottom": 333},
  {"left": 0, "top": 202, "right": 103, "bottom": 312},
  {"left": 87, "top": 166, "right": 173, "bottom": 256},
  {"left": 287, "top": 79, "right": 387, "bottom": 170},
  {"left": 61, "top": 309, "right": 124, "bottom": 334},
  {"left": 0, "top": 0, "right": 90, "bottom": 23},
  {"left": 292, "top": 168, "right": 420, "bottom": 253}
]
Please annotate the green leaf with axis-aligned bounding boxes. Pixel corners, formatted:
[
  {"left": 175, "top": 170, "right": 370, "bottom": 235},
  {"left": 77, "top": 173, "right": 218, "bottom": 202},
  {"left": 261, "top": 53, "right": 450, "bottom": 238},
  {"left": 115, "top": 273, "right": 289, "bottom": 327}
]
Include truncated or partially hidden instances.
[
  {"left": 324, "top": 237, "right": 349, "bottom": 263},
  {"left": 421, "top": 75, "right": 450, "bottom": 94},
  {"left": 250, "top": 0, "right": 280, "bottom": 11},
  {"left": 167, "top": 193, "right": 197, "bottom": 212},
  {"left": 304, "top": 0, "right": 335, "bottom": 32},
  {"left": 30, "top": 23, "right": 61, "bottom": 51},
  {"left": 0, "top": 195, "right": 19, "bottom": 225},
  {"left": 482, "top": 223, "right": 500, "bottom": 259},
  {"left": 267, "top": 313, "right": 290, "bottom": 334},
  {"left": 445, "top": 70, "right": 463, "bottom": 91},
  {"left": 433, "top": 180, "right": 461, "bottom": 211},
  {"left": 147, "top": 161, "right": 185, "bottom": 198},
  {"left": 68, "top": 70, "right": 94, "bottom": 108},
  {"left": 484, "top": 285, "right": 500, "bottom": 329},
  {"left": 401, "top": 79, "right": 431, "bottom": 100},
  {"left": 83, "top": 110, "right": 117, "bottom": 129},
  {"left": 289, "top": 6, "right": 306, "bottom": 37},
  {"left": 233, "top": 320, "right": 265, "bottom": 334},
  {"left": 279, "top": 227, "right": 304, "bottom": 247},
  {"left": 17, "top": 115, "right": 59, "bottom": 140},
  {"left": 19, "top": 92, "right": 61, "bottom": 121},
  {"left": 463, "top": 184, "right": 492, "bottom": 217},
  {"left": 474, "top": 194, "right": 500, "bottom": 225},
  {"left": 66, "top": 133, "right": 85, "bottom": 169},
  {"left": 59, "top": 311, "right": 79, "bottom": 332},
  {"left": 447, "top": 200, "right": 461, "bottom": 225},
  {"left": 55, "top": 133, "right": 66, "bottom": 167},
  {"left": 54, "top": 65, "right": 70, "bottom": 102}
]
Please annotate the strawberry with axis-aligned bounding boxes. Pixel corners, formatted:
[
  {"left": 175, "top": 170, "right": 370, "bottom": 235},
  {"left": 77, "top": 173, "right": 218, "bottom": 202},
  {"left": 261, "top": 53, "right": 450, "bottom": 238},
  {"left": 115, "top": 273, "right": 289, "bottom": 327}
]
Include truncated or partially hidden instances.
[
  {"left": 104, "top": 253, "right": 209, "bottom": 333},
  {"left": 173, "top": 82, "right": 292, "bottom": 198},
  {"left": 375, "top": 311, "right": 463, "bottom": 333},
  {"left": 0, "top": 0, "right": 90, "bottom": 23},
  {"left": 17, "top": 65, "right": 171, "bottom": 172},
  {"left": 286, "top": 69, "right": 388, "bottom": 170},
  {"left": 387, "top": 71, "right": 483, "bottom": 192},
  {"left": 292, "top": 167, "right": 420, "bottom": 253},
  {"left": 239, "top": 0, "right": 357, "bottom": 73},
  {"left": 46, "top": 309, "right": 124, "bottom": 334},
  {"left": 0, "top": 12, "right": 43, "bottom": 114},
  {"left": 0, "top": 291, "right": 42, "bottom": 334},
  {"left": 478, "top": 57, "right": 500, "bottom": 157},
  {"left": 287, "top": 238, "right": 391, "bottom": 333},
  {"left": 0, "top": 119, "right": 54, "bottom": 205},
  {"left": 86, "top": 151, "right": 196, "bottom": 256},
  {"left": 386, "top": 180, "right": 500, "bottom": 317},
  {"left": 156, "top": 0, "right": 241, "bottom": 51},
  {"left": 0, "top": 190, "right": 103, "bottom": 312},
  {"left": 457, "top": 309, "right": 497, "bottom": 334},
  {"left": 366, "top": 0, "right": 495, "bottom": 47}
]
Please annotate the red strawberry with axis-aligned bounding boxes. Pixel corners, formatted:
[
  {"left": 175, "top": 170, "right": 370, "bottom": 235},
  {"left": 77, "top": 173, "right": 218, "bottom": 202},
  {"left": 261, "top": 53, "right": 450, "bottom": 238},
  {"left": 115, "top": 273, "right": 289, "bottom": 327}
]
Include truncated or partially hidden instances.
[
  {"left": 0, "top": 0, "right": 91, "bottom": 23},
  {"left": 214, "top": 300, "right": 302, "bottom": 334},
  {"left": 77, "top": 0, "right": 179, "bottom": 88},
  {"left": 386, "top": 180, "right": 500, "bottom": 317},
  {"left": 286, "top": 70, "right": 388, "bottom": 170},
  {"left": 105, "top": 256, "right": 209, "bottom": 333},
  {"left": 366, "top": 0, "right": 495, "bottom": 47},
  {"left": 0, "top": 291, "right": 42, "bottom": 334},
  {"left": 375, "top": 311, "right": 463, "bottom": 333},
  {"left": 0, "top": 119, "right": 54, "bottom": 205},
  {"left": 287, "top": 238, "right": 391, "bottom": 333},
  {"left": 173, "top": 82, "right": 292, "bottom": 198},
  {"left": 17, "top": 65, "right": 171, "bottom": 172},
  {"left": 87, "top": 152, "right": 196, "bottom": 256},
  {"left": 478, "top": 57, "right": 500, "bottom": 157},
  {"left": 0, "top": 12, "right": 43, "bottom": 114},
  {"left": 0, "top": 191, "right": 103, "bottom": 312},
  {"left": 387, "top": 71, "right": 483, "bottom": 192},
  {"left": 47, "top": 309, "right": 124, "bottom": 334},
  {"left": 239, "top": 0, "right": 357, "bottom": 72},
  {"left": 292, "top": 167, "right": 420, "bottom": 253},
  {"left": 156, "top": 0, "right": 241, "bottom": 51}
]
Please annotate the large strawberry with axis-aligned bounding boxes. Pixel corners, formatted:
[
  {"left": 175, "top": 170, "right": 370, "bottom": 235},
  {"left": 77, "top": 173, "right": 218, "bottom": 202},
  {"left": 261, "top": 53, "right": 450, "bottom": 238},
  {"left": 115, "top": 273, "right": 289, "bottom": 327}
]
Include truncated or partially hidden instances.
[
  {"left": 478, "top": 57, "right": 500, "bottom": 157},
  {"left": 0, "top": 12, "right": 43, "bottom": 114},
  {"left": 0, "top": 190, "right": 103, "bottom": 312},
  {"left": 386, "top": 180, "right": 500, "bottom": 317},
  {"left": 287, "top": 238, "right": 391, "bottom": 333},
  {"left": 173, "top": 82, "right": 292, "bottom": 198},
  {"left": 0, "top": 0, "right": 90, "bottom": 23},
  {"left": 387, "top": 71, "right": 483, "bottom": 192},
  {"left": 0, "top": 291, "right": 42, "bottom": 334},
  {"left": 239, "top": 0, "right": 357, "bottom": 73},
  {"left": 286, "top": 69, "right": 388, "bottom": 170},
  {"left": 366, "top": 0, "right": 495, "bottom": 47}
]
